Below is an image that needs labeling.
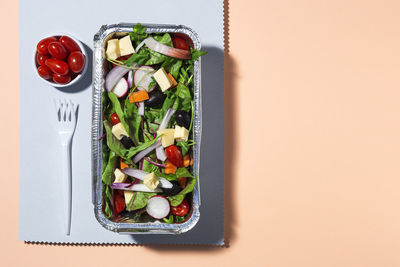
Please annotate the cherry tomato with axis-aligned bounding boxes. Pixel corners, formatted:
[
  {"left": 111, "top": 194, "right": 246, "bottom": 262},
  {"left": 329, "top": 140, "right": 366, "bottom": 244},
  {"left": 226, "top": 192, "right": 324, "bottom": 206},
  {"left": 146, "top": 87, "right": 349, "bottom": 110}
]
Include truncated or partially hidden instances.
[
  {"left": 52, "top": 73, "right": 71, "bottom": 84},
  {"left": 59, "top": 36, "right": 81, "bottom": 53},
  {"left": 113, "top": 192, "right": 125, "bottom": 214},
  {"left": 37, "top": 65, "right": 52, "bottom": 80},
  {"left": 36, "top": 53, "right": 49, "bottom": 66},
  {"left": 48, "top": 42, "right": 68, "bottom": 60},
  {"left": 36, "top": 37, "right": 58, "bottom": 55},
  {"left": 165, "top": 145, "right": 184, "bottom": 167},
  {"left": 68, "top": 51, "right": 85, "bottom": 73},
  {"left": 112, "top": 56, "right": 129, "bottom": 67},
  {"left": 172, "top": 37, "right": 189, "bottom": 51},
  {"left": 45, "top": 58, "right": 69, "bottom": 75},
  {"left": 171, "top": 198, "right": 189, "bottom": 216},
  {"left": 110, "top": 113, "right": 121, "bottom": 125}
]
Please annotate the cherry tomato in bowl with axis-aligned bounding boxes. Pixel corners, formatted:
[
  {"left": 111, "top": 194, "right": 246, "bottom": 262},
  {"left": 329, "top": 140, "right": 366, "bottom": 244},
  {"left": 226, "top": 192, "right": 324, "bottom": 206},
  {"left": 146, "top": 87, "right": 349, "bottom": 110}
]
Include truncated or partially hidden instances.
[{"left": 34, "top": 34, "right": 87, "bottom": 87}]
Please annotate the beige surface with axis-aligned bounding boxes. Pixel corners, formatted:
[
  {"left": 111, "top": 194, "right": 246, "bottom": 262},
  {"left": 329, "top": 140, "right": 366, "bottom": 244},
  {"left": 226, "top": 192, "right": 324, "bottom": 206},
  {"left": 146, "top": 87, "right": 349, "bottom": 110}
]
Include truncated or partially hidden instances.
[{"left": 3, "top": 0, "right": 400, "bottom": 266}]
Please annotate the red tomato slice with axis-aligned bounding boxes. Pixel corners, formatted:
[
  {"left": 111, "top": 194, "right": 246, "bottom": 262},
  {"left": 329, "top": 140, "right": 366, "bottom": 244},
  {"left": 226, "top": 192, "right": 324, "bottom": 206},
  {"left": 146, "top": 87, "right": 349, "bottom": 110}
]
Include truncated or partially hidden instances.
[
  {"left": 68, "top": 51, "right": 86, "bottom": 73},
  {"left": 171, "top": 198, "right": 189, "bottom": 216},
  {"left": 37, "top": 37, "right": 58, "bottom": 55},
  {"left": 165, "top": 145, "right": 184, "bottom": 167},
  {"left": 113, "top": 192, "right": 125, "bottom": 214},
  {"left": 172, "top": 37, "right": 189, "bottom": 51},
  {"left": 110, "top": 113, "right": 121, "bottom": 125},
  {"left": 59, "top": 36, "right": 81, "bottom": 53}
]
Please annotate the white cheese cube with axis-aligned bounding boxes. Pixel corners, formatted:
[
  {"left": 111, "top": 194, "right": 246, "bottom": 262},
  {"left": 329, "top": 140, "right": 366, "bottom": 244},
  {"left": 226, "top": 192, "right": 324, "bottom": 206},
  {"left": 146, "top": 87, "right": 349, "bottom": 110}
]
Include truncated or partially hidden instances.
[
  {"left": 106, "top": 39, "right": 120, "bottom": 60},
  {"left": 119, "top": 35, "right": 135, "bottom": 56},
  {"left": 114, "top": 168, "right": 127, "bottom": 183},
  {"left": 124, "top": 191, "right": 134, "bottom": 206},
  {"left": 174, "top": 126, "right": 189, "bottom": 142},
  {"left": 157, "top": 129, "right": 175, "bottom": 147},
  {"left": 153, "top": 68, "right": 173, "bottom": 92},
  {"left": 143, "top": 172, "right": 159, "bottom": 191},
  {"left": 111, "top": 122, "right": 129, "bottom": 140}
]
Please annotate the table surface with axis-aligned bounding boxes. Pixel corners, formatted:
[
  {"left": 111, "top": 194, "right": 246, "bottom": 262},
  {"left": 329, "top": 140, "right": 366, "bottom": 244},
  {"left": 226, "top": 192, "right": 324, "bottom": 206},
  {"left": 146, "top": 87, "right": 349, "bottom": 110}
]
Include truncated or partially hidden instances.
[{"left": 3, "top": 0, "right": 400, "bottom": 266}]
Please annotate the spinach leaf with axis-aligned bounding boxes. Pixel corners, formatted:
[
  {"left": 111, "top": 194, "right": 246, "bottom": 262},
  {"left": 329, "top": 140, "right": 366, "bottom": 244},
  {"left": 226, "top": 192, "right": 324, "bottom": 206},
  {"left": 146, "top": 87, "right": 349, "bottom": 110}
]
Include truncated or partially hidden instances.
[
  {"left": 126, "top": 192, "right": 156, "bottom": 211},
  {"left": 176, "top": 141, "right": 189, "bottom": 156},
  {"left": 103, "top": 185, "right": 113, "bottom": 218},
  {"left": 145, "top": 33, "right": 173, "bottom": 65},
  {"left": 168, "top": 177, "right": 197, "bottom": 206},
  {"left": 124, "top": 50, "right": 150, "bottom": 66},
  {"left": 142, "top": 159, "right": 158, "bottom": 173},
  {"left": 102, "top": 151, "right": 118, "bottom": 185},
  {"left": 175, "top": 167, "right": 195, "bottom": 178},
  {"left": 172, "top": 83, "right": 192, "bottom": 112},
  {"left": 108, "top": 92, "right": 132, "bottom": 139},
  {"left": 154, "top": 33, "right": 173, "bottom": 47},
  {"left": 170, "top": 60, "right": 182, "bottom": 79},
  {"left": 124, "top": 97, "right": 141, "bottom": 144},
  {"left": 102, "top": 140, "right": 110, "bottom": 171},
  {"left": 155, "top": 170, "right": 178, "bottom": 181}
]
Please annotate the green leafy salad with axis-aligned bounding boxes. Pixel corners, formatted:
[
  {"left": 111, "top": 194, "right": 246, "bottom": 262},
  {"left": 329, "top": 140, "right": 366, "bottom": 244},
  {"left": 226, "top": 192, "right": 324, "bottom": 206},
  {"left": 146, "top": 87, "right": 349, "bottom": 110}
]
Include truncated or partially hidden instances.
[{"left": 101, "top": 23, "right": 206, "bottom": 223}]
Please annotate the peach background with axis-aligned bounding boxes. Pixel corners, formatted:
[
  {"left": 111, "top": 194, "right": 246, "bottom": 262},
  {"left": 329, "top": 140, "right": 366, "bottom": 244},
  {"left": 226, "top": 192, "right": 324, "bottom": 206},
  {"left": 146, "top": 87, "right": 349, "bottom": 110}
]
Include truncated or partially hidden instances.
[{"left": 2, "top": 0, "right": 400, "bottom": 266}]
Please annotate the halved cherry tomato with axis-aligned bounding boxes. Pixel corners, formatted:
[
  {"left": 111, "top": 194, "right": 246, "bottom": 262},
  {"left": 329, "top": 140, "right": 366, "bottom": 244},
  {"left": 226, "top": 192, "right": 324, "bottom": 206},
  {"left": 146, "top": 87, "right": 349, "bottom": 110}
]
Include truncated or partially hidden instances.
[
  {"left": 45, "top": 58, "right": 69, "bottom": 75},
  {"left": 48, "top": 42, "right": 68, "bottom": 60},
  {"left": 113, "top": 192, "right": 125, "bottom": 214},
  {"left": 59, "top": 36, "right": 81, "bottom": 53},
  {"left": 53, "top": 73, "right": 71, "bottom": 84},
  {"left": 165, "top": 145, "right": 184, "bottom": 167},
  {"left": 172, "top": 37, "right": 189, "bottom": 51},
  {"left": 37, "top": 65, "right": 52, "bottom": 80},
  {"left": 110, "top": 112, "right": 120, "bottom": 125},
  {"left": 36, "top": 37, "right": 58, "bottom": 55},
  {"left": 68, "top": 51, "right": 85, "bottom": 73},
  {"left": 171, "top": 198, "right": 189, "bottom": 216},
  {"left": 36, "top": 53, "right": 49, "bottom": 66}
]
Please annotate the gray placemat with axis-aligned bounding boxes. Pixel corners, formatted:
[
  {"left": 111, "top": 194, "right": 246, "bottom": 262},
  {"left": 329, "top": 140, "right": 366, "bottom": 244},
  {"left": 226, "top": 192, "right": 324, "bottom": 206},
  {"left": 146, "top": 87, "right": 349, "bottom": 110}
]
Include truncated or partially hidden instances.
[{"left": 19, "top": 0, "right": 224, "bottom": 244}]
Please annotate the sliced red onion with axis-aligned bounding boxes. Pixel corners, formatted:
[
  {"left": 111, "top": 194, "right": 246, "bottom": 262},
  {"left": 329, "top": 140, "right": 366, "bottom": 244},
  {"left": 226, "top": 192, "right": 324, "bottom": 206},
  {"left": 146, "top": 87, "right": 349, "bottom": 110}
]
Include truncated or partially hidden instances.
[
  {"left": 134, "top": 66, "right": 156, "bottom": 92},
  {"left": 144, "top": 157, "right": 166, "bottom": 168},
  {"left": 138, "top": 101, "right": 145, "bottom": 116},
  {"left": 155, "top": 146, "right": 167, "bottom": 161},
  {"left": 132, "top": 140, "right": 161, "bottom": 163},
  {"left": 121, "top": 168, "right": 172, "bottom": 189},
  {"left": 159, "top": 108, "right": 175, "bottom": 130},
  {"left": 144, "top": 37, "right": 191, "bottom": 59},
  {"left": 105, "top": 63, "right": 138, "bottom": 92},
  {"left": 127, "top": 70, "right": 133, "bottom": 88},
  {"left": 111, "top": 183, "right": 162, "bottom": 193}
]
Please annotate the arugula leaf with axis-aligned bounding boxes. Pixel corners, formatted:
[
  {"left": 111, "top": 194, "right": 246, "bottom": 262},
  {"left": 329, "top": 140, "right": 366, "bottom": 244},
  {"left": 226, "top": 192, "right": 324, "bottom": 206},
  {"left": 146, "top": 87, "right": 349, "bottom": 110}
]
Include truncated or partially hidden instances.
[
  {"left": 142, "top": 159, "right": 158, "bottom": 173},
  {"left": 129, "top": 23, "right": 148, "bottom": 45},
  {"left": 161, "top": 57, "right": 176, "bottom": 71},
  {"left": 124, "top": 50, "right": 150, "bottom": 66},
  {"left": 175, "top": 167, "right": 195, "bottom": 178},
  {"left": 103, "top": 185, "right": 113, "bottom": 218},
  {"left": 154, "top": 33, "right": 173, "bottom": 47},
  {"left": 108, "top": 92, "right": 132, "bottom": 139},
  {"left": 126, "top": 192, "right": 156, "bottom": 211},
  {"left": 168, "top": 177, "right": 197, "bottom": 206},
  {"left": 155, "top": 170, "right": 178, "bottom": 181},
  {"left": 170, "top": 60, "right": 182, "bottom": 79},
  {"left": 174, "top": 216, "right": 186, "bottom": 222},
  {"left": 176, "top": 141, "right": 189, "bottom": 156},
  {"left": 102, "top": 151, "right": 118, "bottom": 185},
  {"left": 191, "top": 48, "right": 207, "bottom": 61},
  {"left": 102, "top": 140, "right": 110, "bottom": 171}
]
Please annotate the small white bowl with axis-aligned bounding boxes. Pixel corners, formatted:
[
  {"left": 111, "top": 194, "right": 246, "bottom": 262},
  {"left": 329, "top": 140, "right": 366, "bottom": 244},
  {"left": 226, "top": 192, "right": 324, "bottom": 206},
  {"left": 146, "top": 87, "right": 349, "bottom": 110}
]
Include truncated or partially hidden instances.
[{"left": 33, "top": 34, "right": 88, "bottom": 88}]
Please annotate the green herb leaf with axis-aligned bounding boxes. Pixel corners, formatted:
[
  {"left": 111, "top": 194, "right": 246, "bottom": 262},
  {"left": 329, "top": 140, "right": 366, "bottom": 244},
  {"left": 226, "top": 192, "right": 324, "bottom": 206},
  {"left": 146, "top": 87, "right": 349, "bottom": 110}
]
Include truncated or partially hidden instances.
[
  {"left": 126, "top": 192, "right": 156, "bottom": 211},
  {"left": 175, "top": 167, "right": 195, "bottom": 178},
  {"left": 191, "top": 48, "right": 207, "bottom": 61},
  {"left": 124, "top": 97, "right": 141, "bottom": 144},
  {"left": 174, "top": 216, "right": 186, "bottom": 222},
  {"left": 163, "top": 214, "right": 174, "bottom": 224},
  {"left": 102, "top": 151, "right": 118, "bottom": 185},
  {"left": 176, "top": 141, "right": 189, "bottom": 156},
  {"left": 172, "top": 83, "right": 192, "bottom": 112},
  {"left": 168, "top": 177, "right": 197, "bottom": 206},
  {"left": 129, "top": 23, "right": 148, "bottom": 45},
  {"left": 170, "top": 60, "right": 182, "bottom": 79},
  {"left": 155, "top": 171, "right": 178, "bottom": 181}
]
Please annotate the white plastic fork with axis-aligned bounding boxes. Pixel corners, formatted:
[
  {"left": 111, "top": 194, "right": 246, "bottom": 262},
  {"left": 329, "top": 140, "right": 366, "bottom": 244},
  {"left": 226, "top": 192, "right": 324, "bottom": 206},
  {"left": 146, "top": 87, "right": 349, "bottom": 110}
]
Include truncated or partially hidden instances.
[{"left": 54, "top": 99, "right": 78, "bottom": 235}]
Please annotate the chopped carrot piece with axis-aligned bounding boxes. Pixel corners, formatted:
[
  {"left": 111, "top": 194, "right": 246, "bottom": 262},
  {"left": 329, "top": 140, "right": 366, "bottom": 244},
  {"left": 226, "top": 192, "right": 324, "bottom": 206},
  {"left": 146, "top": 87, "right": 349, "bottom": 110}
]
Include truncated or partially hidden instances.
[
  {"left": 164, "top": 160, "right": 177, "bottom": 174},
  {"left": 168, "top": 73, "right": 178, "bottom": 87},
  {"left": 190, "top": 156, "right": 194, "bottom": 166},
  {"left": 183, "top": 154, "right": 190, "bottom": 167},
  {"left": 129, "top": 90, "right": 149, "bottom": 103},
  {"left": 178, "top": 177, "right": 187, "bottom": 188},
  {"left": 120, "top": 159, "right": 129, "bottom": 170}
]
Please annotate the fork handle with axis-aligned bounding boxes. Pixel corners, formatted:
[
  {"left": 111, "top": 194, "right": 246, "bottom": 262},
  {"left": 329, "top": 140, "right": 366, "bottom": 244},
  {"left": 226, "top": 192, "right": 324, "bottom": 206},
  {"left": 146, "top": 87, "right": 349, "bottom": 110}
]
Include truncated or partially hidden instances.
[{"left": 61, "top": 141, "right": 72, "bottom": 235}]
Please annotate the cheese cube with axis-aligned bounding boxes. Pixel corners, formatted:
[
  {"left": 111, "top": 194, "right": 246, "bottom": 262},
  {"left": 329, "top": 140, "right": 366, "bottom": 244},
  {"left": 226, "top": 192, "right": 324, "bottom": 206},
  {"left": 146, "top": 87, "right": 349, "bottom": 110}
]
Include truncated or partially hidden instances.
[
  {"left": 157, "top": 129, "right": 175, "bottom": 147},
  {"left": 106, "top": 39, "right": 120, "bottom": 60},
  {"left": 124, "top": 191, "right": 134, "bottom": 206},
  {"left": 119, "top": 35, "right": 135, "bottom": 56},
  {"left": 114, "top": 168, "right": 127, "bottom": 183},
  {"left": 174, "top": 126, "right": 189, "bottom": 142},
  {"left": 111, "top": 122, "right": 129, "bottom": 140},
  {"left": 143, "top": 172, "right": 159, "bottom": 191},
  {"left": 153, "top": 68, "right": 174, "bottom": 92}
]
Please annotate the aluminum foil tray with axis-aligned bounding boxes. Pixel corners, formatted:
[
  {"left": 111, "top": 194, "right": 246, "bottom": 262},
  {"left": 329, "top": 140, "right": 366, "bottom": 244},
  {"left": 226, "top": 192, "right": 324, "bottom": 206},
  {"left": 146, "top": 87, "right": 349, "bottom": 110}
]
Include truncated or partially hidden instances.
[{"left": 92, "top": 23, "right": 202, "bottom": 234}]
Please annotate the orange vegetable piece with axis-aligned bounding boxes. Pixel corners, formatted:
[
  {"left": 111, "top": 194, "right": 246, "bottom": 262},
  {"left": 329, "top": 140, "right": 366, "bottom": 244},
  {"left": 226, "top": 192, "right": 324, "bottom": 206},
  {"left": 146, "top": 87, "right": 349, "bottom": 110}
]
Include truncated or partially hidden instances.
[
  {"left": 183, "top": 154, "right": 190, "bottom": 167},
  {"left": 178, "top": 177, "right": 187, "bottom": 188},
  {"left": 129, "top": 90, "right": 149, "bottom": 103},
  {"left": 164, "top": 160, "right": 177, "bottom": 174},
  {"left": 120, "top": 159, "right": 129, "bottom": 169},
  {"left": 168, "top": 73, "right": 178, "bottom": 87}
]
